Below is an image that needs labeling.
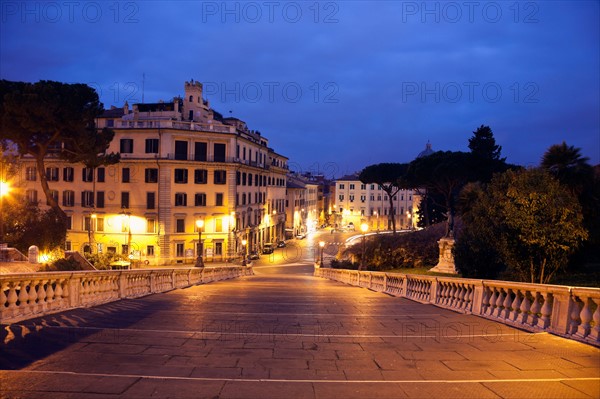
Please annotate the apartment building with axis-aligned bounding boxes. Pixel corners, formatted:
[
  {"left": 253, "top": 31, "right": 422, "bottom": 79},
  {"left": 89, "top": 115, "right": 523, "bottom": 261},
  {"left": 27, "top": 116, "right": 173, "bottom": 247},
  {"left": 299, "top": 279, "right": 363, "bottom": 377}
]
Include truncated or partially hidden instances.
[{"left": 16, "top": 80, "right": 288, "bottom": 265}]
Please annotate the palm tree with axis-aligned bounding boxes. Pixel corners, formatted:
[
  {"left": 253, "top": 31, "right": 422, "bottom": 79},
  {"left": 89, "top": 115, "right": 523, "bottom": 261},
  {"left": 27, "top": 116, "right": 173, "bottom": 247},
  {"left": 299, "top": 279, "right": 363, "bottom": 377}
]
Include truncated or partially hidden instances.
[{"left": 541, "top": 142, "right": 593, "bottom": 196}]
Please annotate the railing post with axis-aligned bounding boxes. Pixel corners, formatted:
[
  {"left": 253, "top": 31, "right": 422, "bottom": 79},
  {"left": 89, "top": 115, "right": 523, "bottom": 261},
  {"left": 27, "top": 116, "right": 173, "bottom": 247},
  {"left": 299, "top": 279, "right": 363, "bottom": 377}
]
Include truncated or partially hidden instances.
[
  {"left": 430, "top": 278, "right": 438, "bottom": 305},
  {"left": 550, "top": 289, "right": 572, "bottom": 335},
  {"left": 172, "top": 270, "right": 177, "bottom": 290},
  {"left": 401, "top": 276, "right": 408, "bottom": 298},
  {"left": 383, "top": 274, "right": 387, "bottom": 292},
  {"left": 118, "top": 272, "right": 128, "bottom": 299},
  {"left": 471, "top": 282, "right": 485, "bottom": 315},
  {"left": 68, "top": 276, "right": 80, "bottom": 308}
]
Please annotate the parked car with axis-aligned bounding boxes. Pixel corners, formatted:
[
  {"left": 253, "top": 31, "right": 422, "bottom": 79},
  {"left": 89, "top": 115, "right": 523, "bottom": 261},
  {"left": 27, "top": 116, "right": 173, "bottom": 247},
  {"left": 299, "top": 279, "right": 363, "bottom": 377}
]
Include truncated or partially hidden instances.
[
  {"left": 262, "top": 243, "right": 274, "bottom": 254},
  {"left": 248, "top": 251, "right": 260, "bottom": 260},
  {"left": 277, "top": 240, "right": 286, "bottom": 248}
]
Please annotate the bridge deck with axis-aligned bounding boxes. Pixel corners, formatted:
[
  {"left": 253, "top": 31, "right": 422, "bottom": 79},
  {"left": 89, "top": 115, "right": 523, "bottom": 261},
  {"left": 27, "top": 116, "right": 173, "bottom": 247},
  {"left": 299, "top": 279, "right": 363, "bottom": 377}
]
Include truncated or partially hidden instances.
[{"left": 1, "top": 273, "right": 599, "bottom": 398}]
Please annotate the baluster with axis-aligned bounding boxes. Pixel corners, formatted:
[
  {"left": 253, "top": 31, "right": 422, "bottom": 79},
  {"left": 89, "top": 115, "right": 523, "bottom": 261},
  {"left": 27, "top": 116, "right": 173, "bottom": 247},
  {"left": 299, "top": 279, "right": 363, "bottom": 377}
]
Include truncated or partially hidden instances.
[
  {"left": 501, "top": 289, "right": 512, "bottom": 319},
  {"left": 590, "top": 299, "right": 600, "bottom": 341},
  {"left": 457, "top": 285, "right": 467, "bottom": 310},
  {"left": 465, "top": 286, "right": 474, "bottom": 311},
  {"left": 487, "top": 288, "right": 498, "bottom": 316},
  {"left": 576, "top": 297, "right": 592, "bottom": 339},
  {"left": 510, "top": 290, "right": 522, "bottom": 321},
  {"left": 36, "top": 279, "right": 48, "bottom": 312},
  {"left": 20, "top": 280, "right": 33, "bottom": 314},
  {"left": 481, "top": 287, "right": 490, "bottom": 314},
  {"left": 569, "top": 298, "right": 582, "bottom": 335},
  {"left": 54, "top": 279, "right": 64, "bottom": 306},
  {"left": 517, "top": 292, "right": 531, "bottom": 325},
  {"left": 0, "top": 282, "right": 8, "bottom": 310},
  {"left": 537, "top": 293, "right": 552, "bottom": 329},
  {"left": 529, "top": 292, "right": 541, "bottom": 327},
  {"left": 46, "top": 280, "right": 55, "bottom": 306},
  {"left": 494, "top": 289, "right": 505, "bottom": 318},
  {"left": 6, "top": 282, "right": 18, "bottom": 310}
]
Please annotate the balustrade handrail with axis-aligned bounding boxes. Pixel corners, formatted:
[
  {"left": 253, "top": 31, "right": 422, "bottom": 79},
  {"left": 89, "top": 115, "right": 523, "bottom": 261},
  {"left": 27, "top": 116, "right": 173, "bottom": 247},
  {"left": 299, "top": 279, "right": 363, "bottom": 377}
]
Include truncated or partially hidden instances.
[
  {"left": 315, "top": 268, "right": 600, "bottom": 347},
  {"left": 0, "top": 266, "right": 253, "bottom": 324}
]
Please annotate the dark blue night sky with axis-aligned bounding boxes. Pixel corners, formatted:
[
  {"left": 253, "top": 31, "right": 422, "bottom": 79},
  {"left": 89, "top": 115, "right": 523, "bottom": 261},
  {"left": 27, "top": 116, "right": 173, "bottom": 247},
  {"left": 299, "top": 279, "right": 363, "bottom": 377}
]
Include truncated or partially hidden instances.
[{"left": 1, "top": 1, "right": 598, "bottom": 176}]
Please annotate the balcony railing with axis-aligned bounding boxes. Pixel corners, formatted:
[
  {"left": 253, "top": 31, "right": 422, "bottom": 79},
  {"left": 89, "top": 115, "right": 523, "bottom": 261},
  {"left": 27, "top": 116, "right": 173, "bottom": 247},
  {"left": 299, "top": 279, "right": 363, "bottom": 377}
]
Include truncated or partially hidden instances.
[
  {"left": 315, "top": 268, "right": 600, "bottom": 347},
  {"left": 0, "top": 266, "right": 254, "bottom": 323},
  {"left": 116, "top": 119, "right": 236, "bottom": 133}
]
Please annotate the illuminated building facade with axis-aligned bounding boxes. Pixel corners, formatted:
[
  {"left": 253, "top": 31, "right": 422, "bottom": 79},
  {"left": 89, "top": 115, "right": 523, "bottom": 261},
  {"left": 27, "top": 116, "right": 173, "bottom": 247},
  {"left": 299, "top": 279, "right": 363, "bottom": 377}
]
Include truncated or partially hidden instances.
[{"left": 16, "top": 80, "right": 288, "bottom": 265}]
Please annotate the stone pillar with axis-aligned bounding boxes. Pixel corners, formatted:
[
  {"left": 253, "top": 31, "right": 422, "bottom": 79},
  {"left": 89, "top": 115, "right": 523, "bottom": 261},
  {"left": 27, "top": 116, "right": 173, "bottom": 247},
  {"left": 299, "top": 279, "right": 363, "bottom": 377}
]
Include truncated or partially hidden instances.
[{"left": 429, "top": 237, "right": 458, "bottom": 274}]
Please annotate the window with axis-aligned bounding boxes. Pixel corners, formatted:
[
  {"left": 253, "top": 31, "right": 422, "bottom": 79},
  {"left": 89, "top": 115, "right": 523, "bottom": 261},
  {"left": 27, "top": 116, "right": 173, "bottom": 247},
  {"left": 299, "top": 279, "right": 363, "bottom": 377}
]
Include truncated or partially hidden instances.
[
  {"left": 174, "top": 169, "right": 188, "bottom": 184},
  {"left": 65, "top": 241, "right": 72, "bottom": 251},
  {"left": 176, "top": 218, "right": 185, "bottom": 233},
  {"left": 214, "top": 170, "right": 226, "bottom": 184},
  {"left": 194, "top": 142, "right": 207, "bottom": 161},
  {"left": 26, "top": 167, "right": 36, "bottom": 181},
  {"left": 360, "top": 184, "right": 366, "bottom": 190},
  {"left": 122, "top": 168, "right": 130, "bottom": 183},
  {"left": 236, "top": 171, "right": 240, "bottom": 185},
  {"left": 195, "top": 193, "right": 207, "bottom": 206},
  {"left": 120, "top": 139, "right": 133, "bottom": 153},
  {"left": 147, "top": 218, "right": 155, "bottom": 233},
  {"left": 339, "top": 195, "right": 344, "bottom": 201},
  {"left": 145, "top": 138, "right": 159, "bottom": 153},
  {"left": 84, "top": 216, "right": 93, "bottom": 232},
  {"left": 47, "top": 190, "right": 58, "bottom": 205},
  {"left": 242, "top": 193, "right": 246, "bottom": 205},
  {"left": 96, "top": 217, "right": 105, "bottom": 232},
  {"left": 242, "top": 173, "right": 247, "bottom": 185},
  {"left": 360, "top": 195, "right": 366, "bottom": 203},
  {"left": 175, "top": 140, "right": 188, "bottom": 160},
  {"left": 147, "top": 245, "right": 155, "bottom": 256},
  {"left": 349, "top": 195, "right": 354, "bottom": 202},
  {"left": 66, "top": 216, "right": 72, "bottom": 230},
  {"left": 147, "top": 192, "right": 156, "bottom": 209},
  {"left": 215, "top": 218, "right": 223, "bottom": 233},
  {"left": 46, "top": 167, "right": 59, "bottom": 181},
  {"left": 83, "top": 167, "right": 93, "bottom": 182},
  {"left": 96, "top": 191, "right": 105, "bottom": 208},
  {"left": 194, "top": 169, "right": 208, "bottom": 184},
  {"left": 371, "top": 184, "right": 375, "bottom": 190},
  {"left": 63, "top": 167, "right": 74, "bottom": 182},
  {"left": 121, "top": 192, "right": 130, "bottom": 208},
  {"left": 145, "top": 168, "right": 158, "bottom": 183},
  {"left": 176, "top": 243, "right": 184, "bottom": 257},
  {"left": 350, "top": 184, "right": 355, "bottom": 190},
  {"left": 215, "top": 242, "right": 223, "bottom": 256},
  {"left": 63, "top": 190, "right": 75, "bottom": 207},
  {"left": 175, "top": 193, "right": 187, "bottom": 206},
  {"left": 248, "top": 173, "right": 253, "bottom": 186},
  {"left": 122, "top": 244, "right": 129, "bottom": 255},
  {"left": 214, "top": 143, "right": 226, "bottom": 162},
  {"left": 97, "top": 168, "right": 105, "bottom": 183},
  {"left": 82, "top": 191, "right": 94, "bottom": 207},
  {"left": 215, "top": 193, "right": 224, "bottom": 206}
]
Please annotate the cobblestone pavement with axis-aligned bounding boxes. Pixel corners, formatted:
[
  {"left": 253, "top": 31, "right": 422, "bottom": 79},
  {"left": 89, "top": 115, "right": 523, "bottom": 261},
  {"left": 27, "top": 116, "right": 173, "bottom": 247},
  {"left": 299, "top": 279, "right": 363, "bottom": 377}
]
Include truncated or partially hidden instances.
[{"left": 1, "top": 273, "right": 599, "bottom": 398}]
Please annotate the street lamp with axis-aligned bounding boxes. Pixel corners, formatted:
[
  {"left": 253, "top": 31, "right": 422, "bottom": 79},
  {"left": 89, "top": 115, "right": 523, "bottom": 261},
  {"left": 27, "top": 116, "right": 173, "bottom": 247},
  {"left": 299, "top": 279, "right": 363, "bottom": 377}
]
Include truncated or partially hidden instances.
[
  {"left": 195, "top": 219, "right": 204, "bottom": 267},
  {"left": 241, "top": 239, "right": 247, "bottom": 266},
  {"left": 319, "top": 241, "right": 325, "bottom": 266},
  {"left": 89, "top": 213, "right": 97, "bottom": 254},
  {"left": 360, "top": 223, "right": 368, "bottom": 271},
  {"left": 0, "top": 180, "right": 10, "bottom": 244}
]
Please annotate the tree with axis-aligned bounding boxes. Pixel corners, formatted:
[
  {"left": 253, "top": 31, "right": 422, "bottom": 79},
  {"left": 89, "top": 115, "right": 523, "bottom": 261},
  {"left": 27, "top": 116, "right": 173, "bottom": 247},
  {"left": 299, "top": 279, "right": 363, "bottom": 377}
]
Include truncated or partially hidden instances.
[
  {"left": 468, "top": 125, "right": 503, "bottom": 161},
  {"left": 407, "top": 151, "right": 477, "bottom": 237},
  {"left": 457, "top": 169, "right": 588, "bottom": 283},
  {"left": 541, "top": 142, "right": 599, "bottom": 263},
  {"left": 0, "top": 80, "right": 114, "bottom": 221},
  {"left": 359, "top": 163, "right": 409, "bottom": 233}
]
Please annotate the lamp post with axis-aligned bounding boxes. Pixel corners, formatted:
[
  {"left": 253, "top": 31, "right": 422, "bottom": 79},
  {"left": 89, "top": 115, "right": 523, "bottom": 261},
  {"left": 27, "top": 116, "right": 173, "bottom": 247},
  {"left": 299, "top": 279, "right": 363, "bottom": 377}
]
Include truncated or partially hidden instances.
[
  {"left": 319, "top": 241, "right": 325, "bottom": 266},
  {"left": 90, "top": 213, "right": 97, "bottom": 254},
  {"left": 195, "top": 219, "right": 204, "bottom": 267},
  {"left": 0, "top": 179, "right": 10, "bottom": 244},
  {"left": 241, "top": 239, "right": 247, "bottom": 266},
  {"left": 360, "top": 223, "right": 368, "bottom": 270}
]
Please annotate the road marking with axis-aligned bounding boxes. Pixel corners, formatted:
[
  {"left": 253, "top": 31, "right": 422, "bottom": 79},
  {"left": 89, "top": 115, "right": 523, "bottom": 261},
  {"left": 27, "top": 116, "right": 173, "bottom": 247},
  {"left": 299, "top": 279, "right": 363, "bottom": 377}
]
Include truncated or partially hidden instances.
[
  {"left": 7, "top": 324, "right": 545, "bottom": 340},
  {"left": 4, "top": 370, "right": 598, "bottom": 385}
]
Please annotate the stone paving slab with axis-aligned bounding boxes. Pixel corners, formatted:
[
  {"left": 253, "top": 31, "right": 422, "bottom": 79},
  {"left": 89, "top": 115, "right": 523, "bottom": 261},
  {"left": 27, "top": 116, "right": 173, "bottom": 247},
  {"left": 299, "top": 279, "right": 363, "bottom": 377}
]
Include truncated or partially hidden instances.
[{"left": 1, "top": 274, "right": 599, "bottom": 398}]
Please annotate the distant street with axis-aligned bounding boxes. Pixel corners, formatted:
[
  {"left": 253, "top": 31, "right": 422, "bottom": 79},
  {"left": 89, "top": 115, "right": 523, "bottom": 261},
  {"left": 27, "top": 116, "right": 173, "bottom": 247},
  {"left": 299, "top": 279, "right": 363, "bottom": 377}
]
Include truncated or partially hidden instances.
[{"left": 251, "top": 229, "right": 358, "bottom": 275}]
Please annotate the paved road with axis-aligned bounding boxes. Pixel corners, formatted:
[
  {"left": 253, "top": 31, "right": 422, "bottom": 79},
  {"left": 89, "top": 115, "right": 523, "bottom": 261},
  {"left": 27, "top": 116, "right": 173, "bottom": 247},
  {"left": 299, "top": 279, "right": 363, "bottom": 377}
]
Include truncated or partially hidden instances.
[{"left": 1, "top": 270, "right": 599, "bottom": 398}]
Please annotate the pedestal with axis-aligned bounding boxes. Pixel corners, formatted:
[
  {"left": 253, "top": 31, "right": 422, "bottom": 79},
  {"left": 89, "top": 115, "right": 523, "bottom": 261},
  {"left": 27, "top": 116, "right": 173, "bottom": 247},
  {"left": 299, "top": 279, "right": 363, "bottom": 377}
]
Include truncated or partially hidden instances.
[{"left": 429, "top": 237, "right": 458, "bottom": 274}]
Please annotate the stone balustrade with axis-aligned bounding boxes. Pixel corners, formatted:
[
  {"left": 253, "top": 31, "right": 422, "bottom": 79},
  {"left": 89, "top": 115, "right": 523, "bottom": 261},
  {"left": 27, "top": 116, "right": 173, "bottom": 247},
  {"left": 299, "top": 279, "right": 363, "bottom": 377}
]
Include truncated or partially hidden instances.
[
  {"left": 0, "top": 266, "right": 253, "bottom": 324},
  {"left": 315, "top": 268, "right": 600, "bottom": 347}
]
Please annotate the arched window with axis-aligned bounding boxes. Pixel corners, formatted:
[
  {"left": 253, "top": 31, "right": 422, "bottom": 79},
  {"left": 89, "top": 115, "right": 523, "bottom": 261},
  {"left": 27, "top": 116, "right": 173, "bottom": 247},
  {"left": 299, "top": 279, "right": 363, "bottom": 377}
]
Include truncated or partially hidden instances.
[{"left": 189, "top": 95, "right": 193, "bottom": 102}]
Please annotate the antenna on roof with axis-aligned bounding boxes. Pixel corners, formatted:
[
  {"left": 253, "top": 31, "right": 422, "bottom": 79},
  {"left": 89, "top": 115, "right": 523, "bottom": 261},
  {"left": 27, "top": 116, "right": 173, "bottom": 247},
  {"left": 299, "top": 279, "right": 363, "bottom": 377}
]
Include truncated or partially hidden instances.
[{"left": 142, "top": 73, "right": 145, "bottom": 103}]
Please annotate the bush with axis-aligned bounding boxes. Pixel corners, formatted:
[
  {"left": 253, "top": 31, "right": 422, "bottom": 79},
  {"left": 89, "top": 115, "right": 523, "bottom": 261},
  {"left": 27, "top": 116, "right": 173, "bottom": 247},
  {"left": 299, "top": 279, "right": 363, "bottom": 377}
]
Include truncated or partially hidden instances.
[
  {"left": 330, "top": 259, "right": 358, "bottom": 270},
  {"left": 343, "top": 223, "right": 444, "bottom": 271},
  {"left": 39, "top": 257, "right": 84, "bottom": 272},
  {"left": 85, "top": 252, "right": 127, "bottom": 270}
]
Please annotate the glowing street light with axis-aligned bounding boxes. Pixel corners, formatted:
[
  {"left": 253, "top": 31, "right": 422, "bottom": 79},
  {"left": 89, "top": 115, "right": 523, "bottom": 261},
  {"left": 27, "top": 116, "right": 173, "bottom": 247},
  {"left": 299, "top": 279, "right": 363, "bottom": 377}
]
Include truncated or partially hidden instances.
[
  {"left": 360, "top": 223, "right": 368, "bottom": 271},
  {"left": 0, "top": 180, "right": 10, "bottom": 243},
  {"left": 195, "top": 219, "right": 204, "bottom": 267}
]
